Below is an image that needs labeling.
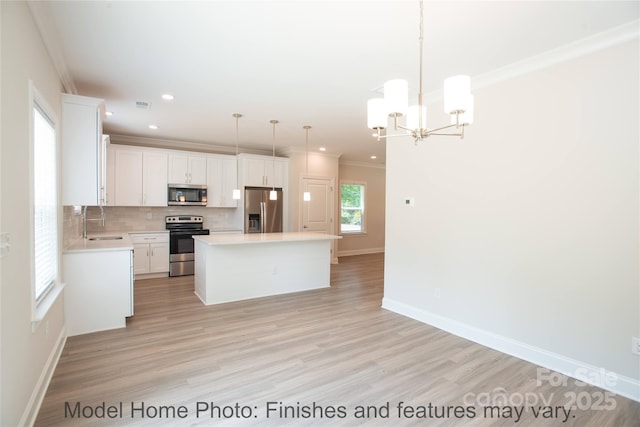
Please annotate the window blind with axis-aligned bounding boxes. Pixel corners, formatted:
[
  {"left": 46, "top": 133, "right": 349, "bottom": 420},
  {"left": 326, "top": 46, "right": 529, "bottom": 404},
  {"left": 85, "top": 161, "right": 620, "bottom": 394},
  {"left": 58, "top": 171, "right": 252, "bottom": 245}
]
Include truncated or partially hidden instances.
[{"left": 33, "top": 103, "right": 57, "bottom": 301}]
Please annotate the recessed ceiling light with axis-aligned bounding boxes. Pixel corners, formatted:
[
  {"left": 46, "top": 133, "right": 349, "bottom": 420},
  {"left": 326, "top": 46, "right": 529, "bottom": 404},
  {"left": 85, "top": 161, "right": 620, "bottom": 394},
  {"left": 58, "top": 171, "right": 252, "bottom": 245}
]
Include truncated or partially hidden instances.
[
  {"left": 105, "top": 111, "right": 113, "bottom": 116},
  {"left": 148, "top": 124, "right": 158, "bottom": 130},
  {"left": 161, "top": 94, "right": 174, "bottom": 101},
  {"left": 319, "top": 147, "right": 326, "bottom": 152},
  {"left": 370, "top": 155, "right": 377, "bottom": 159}
]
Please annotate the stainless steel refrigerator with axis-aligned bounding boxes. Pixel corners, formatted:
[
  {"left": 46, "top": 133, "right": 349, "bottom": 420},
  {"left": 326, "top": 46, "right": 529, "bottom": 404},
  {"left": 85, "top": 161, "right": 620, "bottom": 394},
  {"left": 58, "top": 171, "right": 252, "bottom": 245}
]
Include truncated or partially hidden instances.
[{"left": 244, "top": 187, "right": 283, "bottom": 233}]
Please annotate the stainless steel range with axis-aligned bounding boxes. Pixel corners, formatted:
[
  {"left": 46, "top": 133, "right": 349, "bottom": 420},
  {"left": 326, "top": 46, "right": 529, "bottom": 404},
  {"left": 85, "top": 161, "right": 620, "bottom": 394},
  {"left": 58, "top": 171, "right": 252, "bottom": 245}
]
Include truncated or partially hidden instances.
[{"left": 165, "top": 215, "right": 210, "bottom": 277}]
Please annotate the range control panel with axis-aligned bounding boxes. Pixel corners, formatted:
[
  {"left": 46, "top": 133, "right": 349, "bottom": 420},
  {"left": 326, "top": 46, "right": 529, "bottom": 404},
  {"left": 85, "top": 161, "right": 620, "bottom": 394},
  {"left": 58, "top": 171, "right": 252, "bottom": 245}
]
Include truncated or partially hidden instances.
[{"left": 165, "top": 216, "right": 204, "bottom": 224}]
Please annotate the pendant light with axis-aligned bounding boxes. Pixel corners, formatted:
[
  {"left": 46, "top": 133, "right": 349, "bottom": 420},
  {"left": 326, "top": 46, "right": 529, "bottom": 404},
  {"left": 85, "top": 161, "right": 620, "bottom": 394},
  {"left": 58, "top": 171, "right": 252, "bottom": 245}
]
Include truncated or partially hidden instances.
[
  {"left": 232, "top": 113, "right": 242, "bottom": 200},
  {"left": 269, "top": 120, "right": 278, "bottom": 201},
  {"left": 303, "top": 125, "right": 311, "bottom": 202}
]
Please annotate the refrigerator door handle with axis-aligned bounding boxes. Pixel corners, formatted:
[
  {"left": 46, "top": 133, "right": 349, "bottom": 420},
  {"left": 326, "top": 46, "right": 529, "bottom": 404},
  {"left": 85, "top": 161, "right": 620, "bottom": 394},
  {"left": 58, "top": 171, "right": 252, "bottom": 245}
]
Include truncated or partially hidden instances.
[{"left": 260, "top": 201, "right": 266, "bottom": 233}]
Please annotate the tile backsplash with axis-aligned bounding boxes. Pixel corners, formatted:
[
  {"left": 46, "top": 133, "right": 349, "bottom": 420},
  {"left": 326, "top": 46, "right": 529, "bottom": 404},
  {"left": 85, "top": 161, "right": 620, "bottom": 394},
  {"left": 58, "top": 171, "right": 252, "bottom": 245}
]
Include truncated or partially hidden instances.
[{"left": 64, "top": 205, "right": 241, "bottom": 244}]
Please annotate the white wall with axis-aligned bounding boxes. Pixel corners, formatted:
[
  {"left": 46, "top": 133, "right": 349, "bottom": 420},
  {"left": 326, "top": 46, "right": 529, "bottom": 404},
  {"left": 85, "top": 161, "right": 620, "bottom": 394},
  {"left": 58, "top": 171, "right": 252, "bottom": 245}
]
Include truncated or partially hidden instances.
[
  {"left": 338, "top": 162, "right": 386, "bottom": 256},
  {"left": 1, "top": 2, "right": 65, "bottom": 425},
  {"left": 383, "top": 39, "right": 639, "bottom": 400}
]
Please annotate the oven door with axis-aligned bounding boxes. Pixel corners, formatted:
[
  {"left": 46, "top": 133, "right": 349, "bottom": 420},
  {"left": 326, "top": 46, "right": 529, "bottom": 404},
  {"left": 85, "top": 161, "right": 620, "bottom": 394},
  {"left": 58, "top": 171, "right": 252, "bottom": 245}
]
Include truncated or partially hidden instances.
[
  {"left": 169, "top": 229, "right": 209, "bottom": 276},
  {"left": 169, "top": 229, "right": 210, "bottom": 262}
]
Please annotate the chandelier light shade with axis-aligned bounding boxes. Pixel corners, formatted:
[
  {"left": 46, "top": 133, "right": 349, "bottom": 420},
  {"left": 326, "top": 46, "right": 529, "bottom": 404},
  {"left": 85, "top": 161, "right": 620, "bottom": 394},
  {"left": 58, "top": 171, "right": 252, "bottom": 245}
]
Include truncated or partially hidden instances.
[
  {"left": 367, "top": 98, "right": 387, "bottom": 130},
  {"left": 232, "top": 113, "right": 242, "bottom": 200},
  {"left": 366, "top": 0, "right": 475, "bottom": 143},
  {"left": 384, "top": 79, "right": 409, "bottom": 116}
]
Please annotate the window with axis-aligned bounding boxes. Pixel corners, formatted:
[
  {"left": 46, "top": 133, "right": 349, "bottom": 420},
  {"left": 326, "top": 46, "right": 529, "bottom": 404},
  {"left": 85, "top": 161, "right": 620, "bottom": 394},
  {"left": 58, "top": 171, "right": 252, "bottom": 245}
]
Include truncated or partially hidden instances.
[
  {"left": 32, "top": 88, "right": 58, "bottom": 309},
  {"left": 340, "top": 182, "right": 366, "bottom": 234}
]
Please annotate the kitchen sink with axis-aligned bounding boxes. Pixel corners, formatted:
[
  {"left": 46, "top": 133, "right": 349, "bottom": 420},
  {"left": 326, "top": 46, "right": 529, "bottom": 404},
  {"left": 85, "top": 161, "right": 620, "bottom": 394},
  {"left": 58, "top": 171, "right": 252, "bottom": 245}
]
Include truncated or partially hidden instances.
[{"left": 88, "top": 236, "right": 123, "bottom": 241}]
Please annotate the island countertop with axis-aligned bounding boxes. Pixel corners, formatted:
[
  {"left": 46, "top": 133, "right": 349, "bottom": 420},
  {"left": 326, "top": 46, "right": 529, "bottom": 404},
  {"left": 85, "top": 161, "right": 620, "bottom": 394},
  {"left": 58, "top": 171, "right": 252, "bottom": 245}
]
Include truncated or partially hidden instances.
[{"left": 193, "top": 231, "right": 341, "bottom": 246}]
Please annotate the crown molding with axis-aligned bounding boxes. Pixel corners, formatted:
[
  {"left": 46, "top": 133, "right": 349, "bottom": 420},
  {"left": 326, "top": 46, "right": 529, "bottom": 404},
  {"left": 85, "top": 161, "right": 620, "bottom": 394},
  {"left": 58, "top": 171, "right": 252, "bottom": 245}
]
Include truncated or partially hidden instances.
[
  {"left": 108, "top": 134, "right": 271, "bottom": 156},
  {"left": 27, "top": 1, "right": 77, "bottom": 94},
  {"left": 339, "top": 160, "right": 386, "bottom": 170},
  {"left": 425, "top": 19, "right": 640, "bottom": 103},
  {"left": 280, "top": 146, "right": 342, "bottom": 159}
]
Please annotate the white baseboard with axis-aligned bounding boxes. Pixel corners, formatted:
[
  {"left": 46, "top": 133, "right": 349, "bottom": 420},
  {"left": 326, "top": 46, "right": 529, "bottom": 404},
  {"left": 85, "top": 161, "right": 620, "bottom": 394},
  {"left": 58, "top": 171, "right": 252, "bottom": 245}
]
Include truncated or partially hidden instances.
[
  {"left": 382, "top": 297, "right": 640, "bottom": 403},
  {"left": 337, "top": 247, "right": 384, "bottom": 258},
  {"left": 19, "top": 326, "right": 67, "bottom": 426}
]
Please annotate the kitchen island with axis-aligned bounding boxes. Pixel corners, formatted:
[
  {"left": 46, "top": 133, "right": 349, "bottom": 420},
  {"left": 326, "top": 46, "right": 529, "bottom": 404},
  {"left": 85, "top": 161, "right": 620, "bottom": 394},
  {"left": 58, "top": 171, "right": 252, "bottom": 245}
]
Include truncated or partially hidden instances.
[{"left": 193, "top": 232, "right": 341, "bottom": 305}]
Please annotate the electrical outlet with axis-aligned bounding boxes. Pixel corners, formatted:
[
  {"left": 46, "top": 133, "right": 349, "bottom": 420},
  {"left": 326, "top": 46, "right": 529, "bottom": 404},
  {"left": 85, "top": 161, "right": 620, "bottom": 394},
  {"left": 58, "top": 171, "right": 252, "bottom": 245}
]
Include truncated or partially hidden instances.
[{"left": 632, "top": 337, "right": 640, "bottom": 355}]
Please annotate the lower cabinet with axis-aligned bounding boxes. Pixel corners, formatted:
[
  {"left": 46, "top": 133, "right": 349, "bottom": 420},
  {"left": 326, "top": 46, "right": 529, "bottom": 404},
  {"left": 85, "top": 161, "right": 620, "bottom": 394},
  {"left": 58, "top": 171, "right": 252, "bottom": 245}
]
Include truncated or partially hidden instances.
[
  {"left": 130, "top": 232, "right": 169, "bottom": 277},
  {"left": 63, "top": 249, "right": 133, "bottom": 336}
]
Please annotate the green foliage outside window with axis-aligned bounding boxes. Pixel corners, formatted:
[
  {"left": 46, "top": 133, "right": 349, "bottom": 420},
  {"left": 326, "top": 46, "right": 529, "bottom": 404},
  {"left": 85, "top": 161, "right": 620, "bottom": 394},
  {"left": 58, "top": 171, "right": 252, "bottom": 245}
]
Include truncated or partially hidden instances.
[{"left": 341, "top": 184, "right": 364, "bottom": 233}]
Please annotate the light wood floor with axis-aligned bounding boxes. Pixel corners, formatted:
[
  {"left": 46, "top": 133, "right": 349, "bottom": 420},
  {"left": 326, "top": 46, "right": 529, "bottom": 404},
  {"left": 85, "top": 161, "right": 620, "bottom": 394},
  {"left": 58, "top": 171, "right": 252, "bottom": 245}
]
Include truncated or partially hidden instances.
[{"left": 36, "top": 254, "right": 639, "bottom": 426}]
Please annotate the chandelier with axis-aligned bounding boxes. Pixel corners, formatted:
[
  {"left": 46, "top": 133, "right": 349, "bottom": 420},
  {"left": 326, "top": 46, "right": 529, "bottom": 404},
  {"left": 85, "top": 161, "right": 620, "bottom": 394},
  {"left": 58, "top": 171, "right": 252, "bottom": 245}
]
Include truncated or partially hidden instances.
[{"left": 367, "top": 0, "right": 474, "bottom": 143}]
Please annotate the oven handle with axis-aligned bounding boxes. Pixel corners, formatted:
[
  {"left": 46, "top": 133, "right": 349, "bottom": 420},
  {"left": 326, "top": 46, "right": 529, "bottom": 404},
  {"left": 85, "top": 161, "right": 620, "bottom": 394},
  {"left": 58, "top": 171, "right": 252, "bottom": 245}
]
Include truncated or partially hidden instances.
[{"left": 168, "top": 230, "right": 210, "bottom": 236}]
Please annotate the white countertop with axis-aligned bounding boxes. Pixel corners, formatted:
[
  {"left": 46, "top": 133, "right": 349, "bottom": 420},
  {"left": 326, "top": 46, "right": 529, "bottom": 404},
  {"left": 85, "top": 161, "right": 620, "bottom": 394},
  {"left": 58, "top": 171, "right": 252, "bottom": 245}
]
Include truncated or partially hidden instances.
[
  {"left": 193, "top": 232, "right": 342, "bottom": 246},
  {"left": 64, "top": 232, "right": 134, "bottom": 253},
  {"left": 128, "top": 230, "right": 169, "bottom": 235},
  {"left": 209, "top": 227, "right": 243, "bottom": 233}
]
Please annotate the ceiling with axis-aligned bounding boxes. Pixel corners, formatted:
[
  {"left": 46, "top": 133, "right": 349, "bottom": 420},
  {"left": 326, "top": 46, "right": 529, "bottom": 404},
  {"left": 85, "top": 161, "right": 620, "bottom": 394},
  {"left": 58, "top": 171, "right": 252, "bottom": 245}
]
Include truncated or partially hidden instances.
[{"left": 31, "top": 1, "right": 639, "bottom": 165}]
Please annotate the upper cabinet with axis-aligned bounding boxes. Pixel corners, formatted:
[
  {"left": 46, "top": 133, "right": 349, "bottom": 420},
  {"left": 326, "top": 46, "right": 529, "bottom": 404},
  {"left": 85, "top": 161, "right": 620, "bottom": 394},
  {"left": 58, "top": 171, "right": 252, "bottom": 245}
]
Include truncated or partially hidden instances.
[
  {"left": 207, "top": 155, "right": 238, "bottom": 208},
  {"left": 61, "top": 93, "right": 106, "bottom": 206},
  {"left": 239, "top": 153, "right": 287, "bottom": 188},
  {"left": 168, "top": 153, "right": 206, "bottom": 185},
  {"left": 112, "top": 146, "right": 168, "bottom": 206}
]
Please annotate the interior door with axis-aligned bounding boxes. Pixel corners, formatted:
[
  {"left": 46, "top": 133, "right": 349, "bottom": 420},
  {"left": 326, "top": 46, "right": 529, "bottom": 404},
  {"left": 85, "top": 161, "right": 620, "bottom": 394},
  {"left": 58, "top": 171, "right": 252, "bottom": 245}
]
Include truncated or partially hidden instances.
[{"left": 301, "top": 177, "right": 333, "bottom": 234}]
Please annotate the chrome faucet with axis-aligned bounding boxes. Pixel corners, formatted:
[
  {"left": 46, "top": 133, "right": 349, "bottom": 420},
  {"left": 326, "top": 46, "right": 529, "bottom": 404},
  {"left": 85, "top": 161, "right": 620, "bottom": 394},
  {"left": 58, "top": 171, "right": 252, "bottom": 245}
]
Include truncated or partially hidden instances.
[{"left": 82, "top": 206, "right": 105, "bottom": 239}]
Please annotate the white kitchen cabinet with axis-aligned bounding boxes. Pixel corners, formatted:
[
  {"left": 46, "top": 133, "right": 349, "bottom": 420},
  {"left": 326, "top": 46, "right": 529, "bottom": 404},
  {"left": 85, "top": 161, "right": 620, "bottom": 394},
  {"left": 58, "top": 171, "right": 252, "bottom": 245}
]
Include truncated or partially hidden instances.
[
  {"left": 239, "top": 154, "right": 287, "bottom": 188},
  {"left": 168, "top": 153, "right": 206, "bottom": 185},
  {"left": 207, "top": 155, "right": 238, "bottom": 208},
  {"left": 142, "top": 151, "right": 168, "bottom": 206},
  {"left": 61, "top": 93, "right": 106, "bottom": 206},
  {"left": 130, "top": 232, "right": 169, "bottom": 277},
  {"left": 63, "top": 249, "right": 133, "bottom": 336},
  {"left": 113, "top": 147, "right": 167, "bottom": 206},
  {"left": 114, "top": 149, "right": 143, "bottom": 205}
]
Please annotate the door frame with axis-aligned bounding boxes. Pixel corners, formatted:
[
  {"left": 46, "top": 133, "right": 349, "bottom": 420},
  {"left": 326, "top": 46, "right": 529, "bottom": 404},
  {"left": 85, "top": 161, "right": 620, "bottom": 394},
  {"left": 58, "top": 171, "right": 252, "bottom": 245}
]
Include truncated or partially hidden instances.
[{"left": 299, "top": 176, "right": 338, "bottom": 263}]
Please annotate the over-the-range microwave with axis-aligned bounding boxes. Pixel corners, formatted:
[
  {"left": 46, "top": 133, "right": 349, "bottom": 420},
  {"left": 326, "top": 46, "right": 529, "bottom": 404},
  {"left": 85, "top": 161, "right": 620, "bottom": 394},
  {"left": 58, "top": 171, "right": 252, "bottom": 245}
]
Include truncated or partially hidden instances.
[{"left": 168, "top": 184, "right": 207, "bottom": 206}]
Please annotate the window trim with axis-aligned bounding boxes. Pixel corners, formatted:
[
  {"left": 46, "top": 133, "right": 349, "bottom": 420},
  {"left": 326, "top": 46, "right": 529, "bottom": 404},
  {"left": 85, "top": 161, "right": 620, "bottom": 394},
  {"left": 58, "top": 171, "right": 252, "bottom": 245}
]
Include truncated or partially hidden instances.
[
  {"left": 29, "top": 81, "right": 64, "bottom": 331},
  {"left": 339, "top": 181, "right": 367, "bottom": 235}
]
